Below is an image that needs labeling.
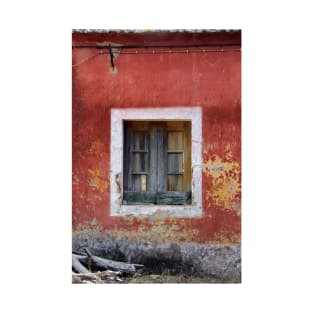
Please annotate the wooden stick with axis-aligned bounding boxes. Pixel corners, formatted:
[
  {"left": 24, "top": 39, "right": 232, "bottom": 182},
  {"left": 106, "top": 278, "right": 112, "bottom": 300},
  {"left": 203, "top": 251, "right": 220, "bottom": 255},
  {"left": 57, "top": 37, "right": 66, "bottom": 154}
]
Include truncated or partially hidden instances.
[
  {"left": 72, "top": 271, "right": 123, "bottom": 283},
  {"left": 72, "top": 254, "right": 90, "bottom": 273},
  {"left": 72, "top": 272, "right": 103, "bottom": 283},
  {"left": 84, "top": 248, "right": 144, "bottom": 274}
]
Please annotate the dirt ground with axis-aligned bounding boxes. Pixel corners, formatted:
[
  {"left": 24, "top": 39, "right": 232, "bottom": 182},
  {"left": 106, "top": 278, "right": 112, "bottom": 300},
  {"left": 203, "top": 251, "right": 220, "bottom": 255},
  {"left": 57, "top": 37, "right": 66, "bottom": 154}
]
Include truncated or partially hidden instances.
[
  {"left": 72, "top": 270, "right": 239, "bottom": 284},
  {"left": 124, "top": 272, "right": 237, "bottom": 283}
]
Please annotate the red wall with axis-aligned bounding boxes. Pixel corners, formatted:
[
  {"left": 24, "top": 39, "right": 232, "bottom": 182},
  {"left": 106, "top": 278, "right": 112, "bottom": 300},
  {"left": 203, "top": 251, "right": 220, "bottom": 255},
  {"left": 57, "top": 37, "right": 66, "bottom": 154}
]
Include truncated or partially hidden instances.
[{"left": 72, "top": 31, "right": 241, "bottom": 244}]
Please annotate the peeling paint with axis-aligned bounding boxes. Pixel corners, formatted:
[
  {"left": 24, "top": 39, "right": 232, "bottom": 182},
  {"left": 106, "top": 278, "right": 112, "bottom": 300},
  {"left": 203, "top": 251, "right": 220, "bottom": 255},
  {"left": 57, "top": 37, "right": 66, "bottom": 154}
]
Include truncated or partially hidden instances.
[
  {"left": 91, "top": 222, "right": 200, "bottom": 244},
  {"left": 148, "top": 210, "right": 170, "bottom": 223},
  {"left": 203, "top": 145, "right": 241, "bottom": 215},
  {"left": 115, "top": 173, "right": 121, "bottom": 193},
  {"left": 88, "top": 139, "right": 104, "bottom": 155},
  {"left": 88, "top": 168, "right": 109, "bottom": 193},
  {"left": 72, "top": 31, "right": 241, "bottom": 245}
]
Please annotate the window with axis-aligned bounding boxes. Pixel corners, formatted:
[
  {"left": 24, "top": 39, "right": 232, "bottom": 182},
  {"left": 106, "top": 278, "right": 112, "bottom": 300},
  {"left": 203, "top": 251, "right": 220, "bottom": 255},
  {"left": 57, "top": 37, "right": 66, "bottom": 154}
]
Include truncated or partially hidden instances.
[
  {"left": 110, "top": 107, "right": 202, "bottom": 217},
  {"left": 123, "top": 121, "right": 192, "bottom": 205}
]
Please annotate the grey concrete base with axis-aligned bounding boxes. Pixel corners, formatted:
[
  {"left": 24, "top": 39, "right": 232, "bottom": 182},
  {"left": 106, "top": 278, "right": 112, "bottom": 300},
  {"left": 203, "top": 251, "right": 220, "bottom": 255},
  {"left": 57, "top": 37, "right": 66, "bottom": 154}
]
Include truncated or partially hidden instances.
[{"left": 72, "top": 233, "right": 241, "bottom": 282}]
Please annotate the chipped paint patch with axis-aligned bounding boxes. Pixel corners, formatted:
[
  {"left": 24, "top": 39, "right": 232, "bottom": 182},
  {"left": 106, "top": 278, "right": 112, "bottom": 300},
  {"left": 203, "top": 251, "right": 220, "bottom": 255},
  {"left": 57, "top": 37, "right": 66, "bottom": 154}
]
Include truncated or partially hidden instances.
[
  {"left": 88, "top": 139, "right": 104, "bottom": 155},
  {"left": 88, "top": 168, "right": 109, "bottom": 192},
  {"left": 115, "top": 173, "right": 122, "bottom": 193},
  {"left": 148, "top": 210, "right": 171, "bottom": 223},
  {"left": 72, "top": 174, "right": 80, "bottom": 185},
  {"left": 203, "top": 146, "right": 241, "bottom": 215},
  {"left": 103, "top": 223, "right": 200, "bottom": 243},
  {"left": 72, "top": 32, "right": 241, "bottom": 246}
]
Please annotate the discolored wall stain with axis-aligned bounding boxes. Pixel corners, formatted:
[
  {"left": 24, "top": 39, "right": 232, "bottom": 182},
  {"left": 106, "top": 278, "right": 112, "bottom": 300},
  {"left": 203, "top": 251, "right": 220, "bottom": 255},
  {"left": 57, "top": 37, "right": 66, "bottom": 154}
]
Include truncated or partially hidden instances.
[
  {"left": 203, "top": 145, "right": 241, "bottom": 215},
  {"left": 72, "top": 31, "right": 241, "bottom": 245},
  {"left": 88, "top": 168, "right": 109, "bottom": 193}
]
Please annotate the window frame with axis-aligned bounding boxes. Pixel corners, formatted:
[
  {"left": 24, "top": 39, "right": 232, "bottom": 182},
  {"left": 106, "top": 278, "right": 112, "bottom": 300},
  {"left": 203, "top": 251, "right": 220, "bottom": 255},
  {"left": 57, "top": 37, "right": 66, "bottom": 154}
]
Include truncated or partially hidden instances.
[
  {"left": 110, "top": 107, "right": 202, "bottom": 217},
  {"left": 123, "top": 121, "right": 192, "bottom": 204}
]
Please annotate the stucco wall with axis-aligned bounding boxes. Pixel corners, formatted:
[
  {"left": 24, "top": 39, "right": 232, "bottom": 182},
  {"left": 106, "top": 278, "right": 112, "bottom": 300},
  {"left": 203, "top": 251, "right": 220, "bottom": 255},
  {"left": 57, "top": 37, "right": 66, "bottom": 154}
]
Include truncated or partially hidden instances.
[{"left": 72, "top": 31, "right": 241, "bottom": 245}]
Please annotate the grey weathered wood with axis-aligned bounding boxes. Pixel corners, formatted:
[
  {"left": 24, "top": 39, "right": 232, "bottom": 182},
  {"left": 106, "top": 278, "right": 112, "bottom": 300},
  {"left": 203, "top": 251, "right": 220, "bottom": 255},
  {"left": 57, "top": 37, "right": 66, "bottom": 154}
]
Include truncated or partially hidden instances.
[
  {"left": 167, "top": 152, "right": 183, "bottom": 174},
  {"left": 125, "top": 128, "right": 150, "bottom": 193},
  {"left": 123, "top": 121, "right": 192, "bottom": 204},
  {"left": 72, "top": 271, "right": 125, "bottom": 283},
  {"left": 168, "top": 131, "right": 183, "bottom": 150},
  {"left": 72, "top": 272, "right": 104, "bottom": 283},
  {"left": 132, "top": 132, "right": 148, "bottom": 173},
  {"left": 72, "top": 274, "right": 84, "bottom": 284},
  {"left": 124, "top": 191, "right": 157, "bottom": 204},
  {"left": 72, "top": 254, "right": 87, "bottom": 261},
  {"left": 132, "top": 152, "right": 148, "bottom": 172},
  {"left": 72, "top": 254, "right": 90, "bottom": 273},
  {"left": 124, "top": 123, "right": 151, "bottom": 200},
  {"left": 157, "top": 126, "right": 167, "bottom": 192},
  {"left": 168, "top": 174, "right": 183, "bottom": 191},
  {"left": 132, "top": 151, "right": 148, "bottom": 192},
  {"left": 133, "top": 131, "right": 146, "bottom": 150},
  {"left": 184, "top": 122, "right": 192, "bottom": 192},
  {"left": 158, "top": 191, "right": 191, "bottom": 204},
  {"left": 133, "top": 174, "right": 147, "bottom": 191},
  {"left": 84, "top": 248, "right": 143, "bottom": 274},
  {"left": 123, "top": 123, "right": 132, "bottom": 192},
  {"left": 144, "top": 131, "right": 150, "bottom": 191},
  {"left": 149, "top": 126, "right": 158, "bottom": 193},
  {"left": 167, "top": 131, "right": 184, "bottom": 191}
]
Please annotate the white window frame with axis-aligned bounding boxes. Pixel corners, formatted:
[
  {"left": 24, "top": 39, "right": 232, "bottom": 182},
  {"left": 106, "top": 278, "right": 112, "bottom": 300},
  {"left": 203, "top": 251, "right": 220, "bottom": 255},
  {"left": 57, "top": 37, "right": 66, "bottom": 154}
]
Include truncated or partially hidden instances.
[{"left": 110, "top": 107, "right": 202, "bottom": 217}]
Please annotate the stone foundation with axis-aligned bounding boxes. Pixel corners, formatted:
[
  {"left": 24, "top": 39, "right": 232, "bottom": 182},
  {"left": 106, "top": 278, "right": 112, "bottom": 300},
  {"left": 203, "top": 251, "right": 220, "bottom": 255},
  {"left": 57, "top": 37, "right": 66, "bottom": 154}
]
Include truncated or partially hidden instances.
[{"left": 72, "top": 232, "right": 241, "bottom": 282}]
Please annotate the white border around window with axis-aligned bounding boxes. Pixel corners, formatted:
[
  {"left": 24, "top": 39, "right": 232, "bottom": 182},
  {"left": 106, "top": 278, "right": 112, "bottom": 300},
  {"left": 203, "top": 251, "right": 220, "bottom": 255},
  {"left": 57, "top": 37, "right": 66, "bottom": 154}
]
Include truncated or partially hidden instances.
[{"left": 110, "top": 107, "right": 202, "bottom": 217}]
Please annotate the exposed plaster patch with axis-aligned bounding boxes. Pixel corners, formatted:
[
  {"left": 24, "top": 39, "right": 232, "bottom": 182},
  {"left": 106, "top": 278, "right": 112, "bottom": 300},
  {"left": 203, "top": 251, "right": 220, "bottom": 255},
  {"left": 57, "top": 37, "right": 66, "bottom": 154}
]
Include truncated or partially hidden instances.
[
  {"left": 203, "top": 147, "right": 241, "bottom": 214},
  {"left": 109, "top": 67, "right": 118, "bottom": 75},
  {"left": 113, "top": 204, "right": 202, "bottom": 218},
  {"left": 148, "top": 210, "right": 170, "bottom": 223},
  {"left": 88, "top": 139, "right": 104, "bottom": 155},
  {"left": 206, "top": 163, "right": 225, "bottom": 175},
  {"left": 90, "top": 218, "right": 98, "bottom": 226},
  {"left": 115, "top": 173, "right": 122, "bottom": 193},
  {"left": 72, "top": 174, "right": 79, "bottom": 185},
  {"left": 110, "top": 107, "right": 202, "bottom": 217},
  {"left": 88, "top": 168, "right": 108, "bottom": 193}
]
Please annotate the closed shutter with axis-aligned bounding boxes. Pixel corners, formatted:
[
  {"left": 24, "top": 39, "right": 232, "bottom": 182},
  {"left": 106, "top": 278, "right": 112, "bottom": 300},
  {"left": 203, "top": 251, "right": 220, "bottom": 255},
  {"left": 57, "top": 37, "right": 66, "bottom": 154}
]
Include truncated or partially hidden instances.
[{"left": 123, "top": 121, "right": 191, "bottom": 205}]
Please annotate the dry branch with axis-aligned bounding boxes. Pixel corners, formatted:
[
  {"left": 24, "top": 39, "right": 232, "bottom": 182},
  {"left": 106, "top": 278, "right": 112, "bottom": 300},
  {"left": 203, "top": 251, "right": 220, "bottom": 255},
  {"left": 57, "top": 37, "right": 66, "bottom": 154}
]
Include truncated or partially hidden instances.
[
  {"left": 72, "top": 271, "right": 123, "bottom": 283},
  {"left": 84, "top": 248, "right": 144, "bottom": 274},
  {"left": 72, "top": 254, "right": 90, "bottom": 273},
  {"left": 72, "top": 249, "right": 144, "bottom": 283}
]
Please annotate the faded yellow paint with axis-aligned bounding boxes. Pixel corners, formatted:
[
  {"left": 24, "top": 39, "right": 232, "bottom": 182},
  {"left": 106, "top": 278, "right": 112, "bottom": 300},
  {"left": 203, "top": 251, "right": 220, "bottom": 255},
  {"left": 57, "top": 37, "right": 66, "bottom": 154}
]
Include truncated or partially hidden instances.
[
  {"left": 72, "top": 143, "right": 240, "bottom": 245},
  {"left": 88, "top": 168, "right": 109, "bottom": 193},
  {"left": 203, "top": 145, "right": 241, "bottom": 215},
  {"left": 73, "top": 206, "right": 240, "bottom": 243},
  {"left": 87, "top": 140, "right": 109, "bottom": 192},
  {"left": 72, "top": 225, "right": 240, "bottom": 245},
  {"left": 89, "top": 139, "right": 104, "bottom": 155},
  {"left": 211, "top": 231, "right": 241, "bottom": 244},
  {"left": 102, "top": 218, "right": 200, "bottom": 244}
]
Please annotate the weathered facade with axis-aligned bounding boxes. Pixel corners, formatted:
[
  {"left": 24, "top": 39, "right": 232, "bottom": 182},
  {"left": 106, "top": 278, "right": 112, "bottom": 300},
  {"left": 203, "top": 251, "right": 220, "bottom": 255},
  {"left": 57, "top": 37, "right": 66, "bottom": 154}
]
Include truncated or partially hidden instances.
[{"left": 72, "top": 30, "right": 241, "bottom": 281}]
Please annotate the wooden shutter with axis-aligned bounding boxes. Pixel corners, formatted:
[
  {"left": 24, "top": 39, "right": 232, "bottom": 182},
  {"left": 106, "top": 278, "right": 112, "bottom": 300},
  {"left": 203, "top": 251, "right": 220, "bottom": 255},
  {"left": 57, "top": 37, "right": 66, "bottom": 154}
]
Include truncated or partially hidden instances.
[
  {"left": 123, "top": 121, "right": 191, "bottom": 205},
  {"left": 157, "top": 121, "right": 191, "bottom": 204},
  {"left": 123, "top": 121, "right": 155, "bottom": 204}
]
